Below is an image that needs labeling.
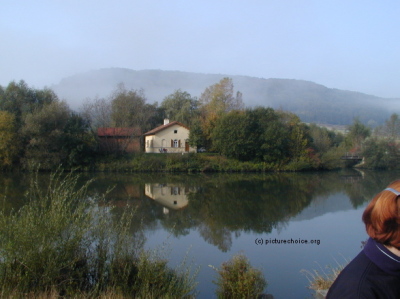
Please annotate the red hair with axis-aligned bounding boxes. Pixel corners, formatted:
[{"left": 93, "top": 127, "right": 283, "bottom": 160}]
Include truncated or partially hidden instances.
[{"left": 363, "top": 180, "right": 400, "bottom": 248}]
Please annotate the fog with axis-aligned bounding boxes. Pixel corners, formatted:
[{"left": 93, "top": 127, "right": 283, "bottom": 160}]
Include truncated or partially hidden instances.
[{"left": 2, "top": 1, "right": 400, "bottom": 99}]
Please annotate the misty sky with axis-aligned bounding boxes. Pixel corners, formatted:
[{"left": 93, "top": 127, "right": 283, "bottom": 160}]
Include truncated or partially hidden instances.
[{"left": 1, "top": 0, "right": 400, "bottom": 98}]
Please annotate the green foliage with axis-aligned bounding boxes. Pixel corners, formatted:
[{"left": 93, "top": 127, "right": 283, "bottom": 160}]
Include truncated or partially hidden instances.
[
  {"left": 22, "top": 101, "right": 94, "bottom": 170},
  {"left": 308, "top": 124, "right": 333, "bottom": 153},
  {"left": 212, "top": 253, "right": 267, "bottom": 299},
  {"left": 198, "top": 78, "right": 244, "bottom": 150},
  {"left": 131, "top": 248, "right": 198, "bottom": 298},
  {"left": 110, "top": 84, "right": 160, "bottom": 133},
  {"left": 0, "top": 170, "right": 198, "bottom": 298},
  {"left": 211, "top": 107, "right": 313, "bottom": 167},
  {"left": 374, "top": 113, "right": 400, "bottom": 139},
  {"left": 362, "top": 137, "right": 400, "bottom": 169},
  {"left": 212, "top": 110, "right": 260, "bottom": 161},
  {"left": 0, "top": 80, "right": 56, "bottom": 129},
  {"left": 0, "top": 171, "right": 96, "bottom": 294},
  {"left": 188, "top": 117, "right": 206, "bottom": 148},
  {"left": 161, "top": 89, "right": 199, "bottom": 127},
  {"left": 346, "top": 117, "right": 371, "bottom": 149}
]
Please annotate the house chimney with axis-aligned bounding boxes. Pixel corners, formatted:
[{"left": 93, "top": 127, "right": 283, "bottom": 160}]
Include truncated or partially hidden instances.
[{"left": 164, "top": 119, "right": 169, "bottom": 125}]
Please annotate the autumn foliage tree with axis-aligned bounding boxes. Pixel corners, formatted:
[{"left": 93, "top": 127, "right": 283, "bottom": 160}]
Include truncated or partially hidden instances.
[{"left": 193, "top": 77, "right": 244, "bottom": 150}]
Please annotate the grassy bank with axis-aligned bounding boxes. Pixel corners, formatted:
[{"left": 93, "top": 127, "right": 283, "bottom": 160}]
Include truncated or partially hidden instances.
[{"left": 87, "top": 152, "right": 327, "bottom": 173}]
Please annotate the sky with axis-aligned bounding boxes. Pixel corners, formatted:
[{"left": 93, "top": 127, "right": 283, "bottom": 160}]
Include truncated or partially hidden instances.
[{"left": 1, "top": 0, "right": 400, "bottom": 98}]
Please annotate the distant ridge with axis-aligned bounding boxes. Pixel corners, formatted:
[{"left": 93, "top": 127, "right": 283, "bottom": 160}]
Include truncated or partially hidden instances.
[{"left": 52, "top": 68, "right": 400, "bottom": 126}]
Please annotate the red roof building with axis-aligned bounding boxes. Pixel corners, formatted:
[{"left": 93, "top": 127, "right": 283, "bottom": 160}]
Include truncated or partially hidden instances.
[{"left": 97, "top": 127, "right": 141, "bottom": 153}]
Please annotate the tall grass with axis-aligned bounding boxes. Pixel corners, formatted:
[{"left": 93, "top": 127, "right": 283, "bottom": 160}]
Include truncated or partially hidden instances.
[
  {"left": 301, "top": 261, "right": 346, "bottom": 293},
  {"left": 0, "top": 170, "right": 198, "bottom": 298}
]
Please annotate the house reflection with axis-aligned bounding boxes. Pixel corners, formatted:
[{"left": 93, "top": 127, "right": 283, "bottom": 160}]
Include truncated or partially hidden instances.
[{"left": 145, "top": 184, "right": 193, "bottom": 213}]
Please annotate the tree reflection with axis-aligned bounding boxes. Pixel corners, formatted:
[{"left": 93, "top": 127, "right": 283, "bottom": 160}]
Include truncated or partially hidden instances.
[{"left": 2, "top": 170, "right": 398, "bottom": 252}]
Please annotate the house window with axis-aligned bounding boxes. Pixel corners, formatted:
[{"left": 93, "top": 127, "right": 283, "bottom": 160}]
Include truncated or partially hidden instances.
[
  {"left": 146, "top": 140, "right": 149, "bottom": 148},
  {"left": 173, "top": 139, "right": 179, "bottom": 147},
  {"left": 174, "top": 130, "right": 178, "bottom": 134}
]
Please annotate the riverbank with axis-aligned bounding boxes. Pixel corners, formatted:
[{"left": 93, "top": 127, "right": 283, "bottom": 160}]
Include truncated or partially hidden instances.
[{"left": 80, "top": 152, "right": 340, "bottom": 173}]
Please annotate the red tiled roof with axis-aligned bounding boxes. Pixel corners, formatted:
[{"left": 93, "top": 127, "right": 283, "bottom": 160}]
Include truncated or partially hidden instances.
[
  {"left": 98, "top": 127, "right": 141, "bottom": 137},
  {"left": 143, "top": 121, "right": 189, "bottom": 136}
]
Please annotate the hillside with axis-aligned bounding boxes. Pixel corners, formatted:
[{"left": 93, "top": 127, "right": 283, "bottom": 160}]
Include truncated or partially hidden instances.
[{"left": 52, "top": 68, "right": 400, "bottom": 126}]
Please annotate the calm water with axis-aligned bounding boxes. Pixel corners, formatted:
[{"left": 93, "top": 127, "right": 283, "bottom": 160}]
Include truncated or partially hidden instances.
[{"left": 2, "top": 169, "right": 400, "bottom": 299}]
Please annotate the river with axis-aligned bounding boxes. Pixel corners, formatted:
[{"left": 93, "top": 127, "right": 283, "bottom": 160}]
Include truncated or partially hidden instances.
[{"left": 1, "top": 169, "right": 399, "bottom": 298}]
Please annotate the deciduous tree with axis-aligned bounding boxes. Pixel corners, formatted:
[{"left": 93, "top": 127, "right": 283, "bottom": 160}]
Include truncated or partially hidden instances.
[
  {"left": 0, "top": 80, "right": 56, "bottom": 129},
  {"left": 110, "top": 84, "right": 161, "bottom": 132},
  {"left": 160, "top": 90, "right": 199, "bottom": 126},
  {"left": 346, "top": 117, "right": 371, "bottom": 150},
  {"left": 198, "top": 78, "right": 244, "bottom": 149},
  {"left": 23, "top": 101, "right": 92, "bottom": 169},
  {"left": 212, "top": 110, "right": 260, "bottom": 161}
]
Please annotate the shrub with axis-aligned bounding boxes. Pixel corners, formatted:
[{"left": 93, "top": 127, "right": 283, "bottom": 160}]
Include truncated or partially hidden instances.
[{"left": 211, "top": 253, "right": 267, "bottom": 299}]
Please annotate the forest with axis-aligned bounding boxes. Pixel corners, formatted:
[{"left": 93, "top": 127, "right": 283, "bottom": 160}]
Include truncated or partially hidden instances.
[{"left": 0, "top": 78, "right": 399, "bottom": 171}]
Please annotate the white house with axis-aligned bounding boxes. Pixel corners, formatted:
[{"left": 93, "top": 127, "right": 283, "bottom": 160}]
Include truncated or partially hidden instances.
[{"left": 143, "top": 119, "right": 196, "bottom": 153}]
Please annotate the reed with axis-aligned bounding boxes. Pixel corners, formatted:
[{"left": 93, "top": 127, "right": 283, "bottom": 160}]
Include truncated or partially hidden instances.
[{"left": 301, "top": 261, "right": 346, "bottom": 293}]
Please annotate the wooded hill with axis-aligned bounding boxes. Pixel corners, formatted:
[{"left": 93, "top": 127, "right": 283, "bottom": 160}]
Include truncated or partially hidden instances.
[{"left": 52, "top": 68, "right": 400, "bottom": 126}]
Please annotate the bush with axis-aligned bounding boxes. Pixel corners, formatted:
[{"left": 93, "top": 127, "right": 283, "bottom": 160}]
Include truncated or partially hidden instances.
[{"left": 211, "top": 253, "right": 267, "bottom": 299}]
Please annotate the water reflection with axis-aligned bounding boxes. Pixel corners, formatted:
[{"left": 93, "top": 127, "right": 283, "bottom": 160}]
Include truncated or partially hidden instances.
[
  {"left": 145, "top": 184, "right": 192, "bottom": 213},
  {"left": 2, "top": 170, "right": 400, "bottom": 298},
  {"left": 83, "top": 170, "right": 400, "bottom": 252},
  {"left": 2, "top": 170, "right": 400, "bottom": 251}
]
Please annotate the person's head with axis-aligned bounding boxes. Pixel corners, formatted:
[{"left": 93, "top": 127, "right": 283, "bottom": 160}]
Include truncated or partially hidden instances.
[{"left": 363, "top": 180, "right": 400, "bottom": 248}]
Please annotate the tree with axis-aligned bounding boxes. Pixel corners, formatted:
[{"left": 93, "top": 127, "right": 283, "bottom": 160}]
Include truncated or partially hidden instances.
[
  {"left": 308, "top": 124, "right": 333, "bottom": 153},
  {"left": 197, "top": 78, "right": 244, "bottom": 150},
  {"left": 199, "top": 77, "right": 244, "bottom": 113},
  {"left": 0, "top": 111, "right": 18, "bottom": 167},
  {"left": 212, "top": 110, "right": 260, "bottom": 161},
  {"left": 253, "top": 107, "right": 290, "bottom": 164},
  {"left": 346, "top": 118, "right": 371, "bottom": 150},
  {"left": 382, "top": 113, "right": 400, "bottom": 139},
  {"left": 0, "top": 80, "right": 56, "bottom": 129},
  {"left": 211, "top": 107, "right": 309, "bottom": 164},
  {"left": 22, "top": 101, "right": 93, "bottom": 169},
  {"left": 160, "top": 90, "right": 199, "bottom": 126},
  {"left": 276, "top": 111, "right": 310, "bottom": 162},
  {"left": 81, "top": 96, "right": 112, "bottom": 132},
  {"left": 362, "top": 137, "right": 400, "bottom": 169},
  {"left": 109, "top": 84, "right": 161, "bottom": 133}
]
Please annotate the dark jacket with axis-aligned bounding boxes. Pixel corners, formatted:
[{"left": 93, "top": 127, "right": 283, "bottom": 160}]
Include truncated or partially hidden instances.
[{"left": 326, "top": 238, "right": 400, "bottom": 298}]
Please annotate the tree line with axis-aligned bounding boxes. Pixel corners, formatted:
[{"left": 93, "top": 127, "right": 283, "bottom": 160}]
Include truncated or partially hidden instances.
[{"left": 0, "top": 78, "right": 398, "bottom": 171}]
